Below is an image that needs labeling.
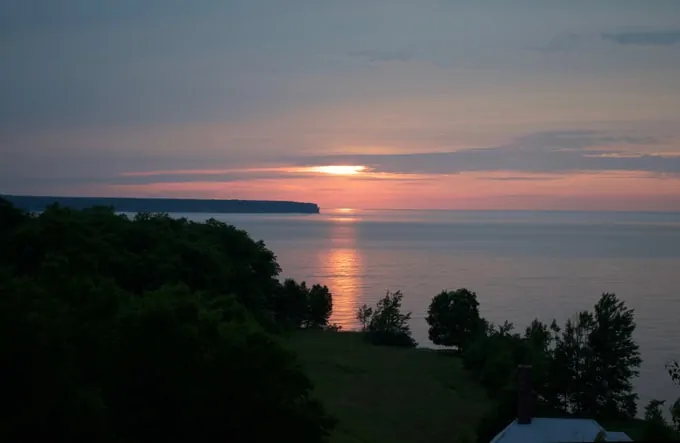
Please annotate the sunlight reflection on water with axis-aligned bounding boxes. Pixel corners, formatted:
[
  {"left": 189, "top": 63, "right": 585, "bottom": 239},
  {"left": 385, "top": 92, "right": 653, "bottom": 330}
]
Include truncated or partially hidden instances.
[{"left": 318, "top": 220, "right": 363, "bottom": 328}]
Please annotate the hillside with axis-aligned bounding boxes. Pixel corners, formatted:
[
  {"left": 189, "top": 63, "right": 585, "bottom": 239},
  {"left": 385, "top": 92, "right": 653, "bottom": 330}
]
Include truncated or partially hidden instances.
[
  {"left": 286, "top": 330, "right": 491, "bottom": 443},
  {"left": 1, "top": 195, "right": 320, "bottom": 214}
]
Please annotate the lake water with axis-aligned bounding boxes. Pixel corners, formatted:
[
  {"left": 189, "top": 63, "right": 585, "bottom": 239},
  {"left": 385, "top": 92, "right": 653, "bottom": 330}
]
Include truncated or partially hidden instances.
[{"left": 177, "top": 209, "right": 680, "bottom": 413}]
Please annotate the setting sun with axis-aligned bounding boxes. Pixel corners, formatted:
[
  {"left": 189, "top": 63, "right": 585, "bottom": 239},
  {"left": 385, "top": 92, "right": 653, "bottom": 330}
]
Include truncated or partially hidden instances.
[{"left": 304, "top": 165, "right": 367, "bottom": 175}]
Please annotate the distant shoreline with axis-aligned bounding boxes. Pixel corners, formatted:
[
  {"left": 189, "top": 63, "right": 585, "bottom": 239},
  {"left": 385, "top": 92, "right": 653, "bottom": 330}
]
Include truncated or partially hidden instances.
[{"left": 1, "top": 195, "right": 321, "bottom": 214}]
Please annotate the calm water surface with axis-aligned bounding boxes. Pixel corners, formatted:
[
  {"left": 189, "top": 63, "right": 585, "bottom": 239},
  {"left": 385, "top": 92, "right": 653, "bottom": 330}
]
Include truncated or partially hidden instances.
[{"left": 178, "top": 209, "right": 680, "bottom": 412}]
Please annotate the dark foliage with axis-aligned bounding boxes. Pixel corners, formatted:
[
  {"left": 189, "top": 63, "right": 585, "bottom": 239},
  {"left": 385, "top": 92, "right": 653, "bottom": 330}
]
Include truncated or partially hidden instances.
[
  {"left": 668, "top": 360, "right": 680, "bottom": 432},
  {"left": 0, "top": 199, "right": 335, "bottom": 442},
  {"left": 356, "top": 290, "right": 417, "bottom": 348},
  {"left": 306, "top": 284, "right": 333, "bottom": 329},
  {"left": 452, "top": 290, "right": 646, "bottom": 439},
  {"left": 642, "top": 399, "right": 679, "bottom": 440},
  {"left": 275, "top": 279, "right": 333, "bottom": 329},
  {"left": 551, "top": 293, "right": 641, "bottom": 419},
  {"left": 670, "top": 360, "right": 680, "bottom": 384},
  {"left": 356, "top": 304, "right": 373, "bottom": 331},
  {"left": 426, "top": 288, "right": 485, "bottom": 352},
  {"left": 106, "top": 286, "right": 335, "bottom": 442},
  {"left": 474, "top": 385, "right": 518, "bottom": 443},
  {"left": 276, "top": 279, "right": 311, "bottom": 328},
  {"left": 462, "top": 322, "right": 524, "bottom": 394}
]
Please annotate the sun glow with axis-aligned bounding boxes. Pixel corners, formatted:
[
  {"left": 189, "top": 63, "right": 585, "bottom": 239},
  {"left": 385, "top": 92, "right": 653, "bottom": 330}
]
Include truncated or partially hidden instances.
[{"left": 304, "top": 165, "right": 368, "bottom": 175}]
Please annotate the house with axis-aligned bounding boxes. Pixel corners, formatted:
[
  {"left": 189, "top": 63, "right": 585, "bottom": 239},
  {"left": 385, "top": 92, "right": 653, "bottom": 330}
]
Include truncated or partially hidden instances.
[{"left": 489, "top": 365, "right": 633, "bottom": 443}]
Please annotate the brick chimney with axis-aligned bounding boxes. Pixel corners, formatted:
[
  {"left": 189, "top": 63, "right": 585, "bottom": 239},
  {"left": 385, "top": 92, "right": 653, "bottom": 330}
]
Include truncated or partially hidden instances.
[{"left": 517, "top": 364, "right": 533, "bottom": 425}]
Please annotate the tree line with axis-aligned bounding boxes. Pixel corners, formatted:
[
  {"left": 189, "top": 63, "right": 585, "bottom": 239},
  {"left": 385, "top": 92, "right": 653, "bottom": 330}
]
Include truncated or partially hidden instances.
[
  {"left": 0, "top": 199, "right": 334, "bottom": 442},
  {"left": 357, "top": 288, "right": 680, "bottom": 441}
]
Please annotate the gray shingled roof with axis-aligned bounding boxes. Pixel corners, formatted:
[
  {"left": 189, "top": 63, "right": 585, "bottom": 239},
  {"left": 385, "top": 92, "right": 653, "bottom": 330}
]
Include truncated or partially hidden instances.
[{"left": 489, "top": 417, "right": 632, "bottom": 443}]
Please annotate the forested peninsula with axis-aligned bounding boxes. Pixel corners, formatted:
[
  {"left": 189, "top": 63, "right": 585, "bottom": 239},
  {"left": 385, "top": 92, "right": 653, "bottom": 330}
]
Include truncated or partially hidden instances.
[{"left": 1, "top": 194, "right": 320, "bottom": 214}]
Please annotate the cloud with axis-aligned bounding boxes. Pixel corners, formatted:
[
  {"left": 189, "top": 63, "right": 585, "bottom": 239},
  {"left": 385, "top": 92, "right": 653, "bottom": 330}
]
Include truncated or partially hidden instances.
[
  {"left": 482, "top": 175, "right": 561, "bottom": 182},
  {"left": 0, "top": 168, "right": 313, "bottom": 193},
  {"left": 115, "top": 166, "right": 432, "bottom": 184},
  {"left": 536, "top": 29, "right": 680, "bottom": 53},
  {"left": 4, "top": 1, "right": 680, "bottom": 135},
  {"left": 290, "top": 131, "right": 680, "bottom": 175},
  {"left": 602, "top": 30, "right": 680, "bottom": 46}
]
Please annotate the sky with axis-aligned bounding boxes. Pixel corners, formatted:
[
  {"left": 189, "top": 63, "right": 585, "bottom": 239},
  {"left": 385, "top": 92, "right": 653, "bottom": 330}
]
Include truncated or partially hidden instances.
[{"left": 2, "top": 0, "right": 680, "bottom": 211}]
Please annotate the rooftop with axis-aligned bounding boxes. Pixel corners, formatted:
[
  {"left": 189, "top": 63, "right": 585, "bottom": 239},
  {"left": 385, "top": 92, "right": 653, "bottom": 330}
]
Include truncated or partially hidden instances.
[{"left": 489, "top": 418, "right": 632, "bottom": 443}]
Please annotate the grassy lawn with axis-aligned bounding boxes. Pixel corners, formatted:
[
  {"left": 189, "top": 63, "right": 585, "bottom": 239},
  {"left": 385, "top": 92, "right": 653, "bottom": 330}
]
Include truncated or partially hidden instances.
[{"left": 286, "top": 330, "right": 491, "bottom": 443}]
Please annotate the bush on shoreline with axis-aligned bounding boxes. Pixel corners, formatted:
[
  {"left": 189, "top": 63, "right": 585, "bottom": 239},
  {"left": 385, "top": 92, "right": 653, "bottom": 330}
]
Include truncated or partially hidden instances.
[{"left": 356, "top": 290, "right": 417, "bottom": 347}]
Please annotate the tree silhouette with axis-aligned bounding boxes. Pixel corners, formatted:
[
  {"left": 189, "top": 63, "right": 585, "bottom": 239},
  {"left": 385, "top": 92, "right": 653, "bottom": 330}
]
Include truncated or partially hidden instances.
[{"left": 426, "top": 288, "right": 485, "bottom": 352}]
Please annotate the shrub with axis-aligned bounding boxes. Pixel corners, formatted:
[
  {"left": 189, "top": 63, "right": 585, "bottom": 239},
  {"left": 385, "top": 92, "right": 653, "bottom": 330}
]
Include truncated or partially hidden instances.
[
  {"left": 356, "top": 290, "right": 416, "bottom": 348},
  {"left": 356, "top": 305, "right": 373, "bottom": 331}
]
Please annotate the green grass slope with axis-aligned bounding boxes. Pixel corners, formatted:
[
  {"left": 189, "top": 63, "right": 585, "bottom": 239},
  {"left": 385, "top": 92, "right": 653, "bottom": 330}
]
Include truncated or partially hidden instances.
[{"left": 287, "top": 331, "right": 491, "bottom": 443}]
